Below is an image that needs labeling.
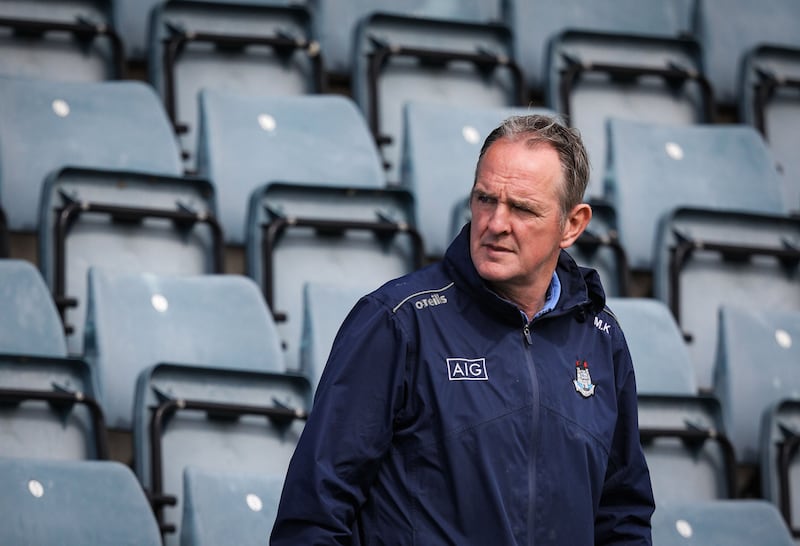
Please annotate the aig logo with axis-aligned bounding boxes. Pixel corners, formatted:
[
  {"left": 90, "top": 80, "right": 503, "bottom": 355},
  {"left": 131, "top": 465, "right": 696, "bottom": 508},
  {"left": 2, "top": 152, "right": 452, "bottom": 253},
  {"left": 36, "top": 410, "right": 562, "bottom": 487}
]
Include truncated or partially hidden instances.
[{"left": 446, "top": 358, "right": 488, "bottom": 381}]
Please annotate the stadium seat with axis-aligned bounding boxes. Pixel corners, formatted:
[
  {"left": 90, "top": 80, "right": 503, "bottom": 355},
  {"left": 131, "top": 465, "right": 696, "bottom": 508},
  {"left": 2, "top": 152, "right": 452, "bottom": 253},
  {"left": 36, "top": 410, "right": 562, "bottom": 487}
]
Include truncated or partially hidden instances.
[
  {"left": 0, "top": 458, "right": 162, "bottom": 546},
  {"left": 503, "top": 0, "right": 694, "bottom": 94},
  {"left": 651, "top": 500, "right": 794, "bottom": 545},
  {"left": 133, "top": 364, "right": 310, "bottom": 544},
  {"left": 83, "top": 268, "right": 287, "bottom": 431},
  {"left": 739, "top": 45, "right": 800, "bottom": 213},
  {"left": 0, "top": 208, "right": 8, "bottom": 258},
  {"left": 351, "top": 12, "right": 525, "bottom": 183},
  {"left": 0, "top": 0, "right": 123, "bottom": 82},
  {"left": 714, "top": 306, "right": 800, "bottom": 467},
  {"left": 245, "top": 183, "right": 423, "bottom": 372},
  {"left": 0, "top": 259, "right": 107, "bottom": 461},
  {"left": 308, "top": 0, "right": 502, "bottom": 79},
  {"left": 400, "top": 101, "right": 555, "bottom": 259},
  {"left": 692, "top": 0, "right": 800, "bottom": 106},
  {"left": 654, "top": 208, "right": 800, "bottom": 391},
  {"left": 196, "top": 90, "right": 387, "bottom": 245},
  {"left": 604, "top": 118, "right": 786, "bottom": 273},
  {"left": 180, "top": 466, "right": 286, "bottom": 546},
  {"left": 147, "top": 0, "right": 322, "bottom": 171},
  {"left": 299, "top": 282, "right": 369, "bottom": 395},
  {"left": 607, "top": 297, "right": 735, "bottom": 502},
  {"left": 0, "top": 76, "right": 183, "bottom": 233},
  {"left": 38, "top": 166, "right": 223, "bottom": 356},
  {"left": 545, "top": 31, "right": 712, "bottom": 199},
  {"left": 762, "top": 399, "right": 800, "bottom": 538}
]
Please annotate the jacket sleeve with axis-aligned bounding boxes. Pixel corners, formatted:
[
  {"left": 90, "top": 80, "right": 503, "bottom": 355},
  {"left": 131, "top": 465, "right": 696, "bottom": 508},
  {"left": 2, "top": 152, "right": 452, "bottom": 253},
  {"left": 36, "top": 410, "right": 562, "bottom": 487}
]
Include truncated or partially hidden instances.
[
  {"left": 270, "top": 296, "right": 409, "bottom": 545},
  {"left": 595, "top": 332, "right": 655, "bottom": 545}
]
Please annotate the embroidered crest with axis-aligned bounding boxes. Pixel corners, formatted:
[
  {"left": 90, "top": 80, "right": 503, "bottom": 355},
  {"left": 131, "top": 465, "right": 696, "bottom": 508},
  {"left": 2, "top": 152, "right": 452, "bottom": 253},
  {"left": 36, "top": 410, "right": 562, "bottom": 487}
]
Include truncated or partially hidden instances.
[{"left": 573, "top": 360, "right": 595, "bottom": 398}]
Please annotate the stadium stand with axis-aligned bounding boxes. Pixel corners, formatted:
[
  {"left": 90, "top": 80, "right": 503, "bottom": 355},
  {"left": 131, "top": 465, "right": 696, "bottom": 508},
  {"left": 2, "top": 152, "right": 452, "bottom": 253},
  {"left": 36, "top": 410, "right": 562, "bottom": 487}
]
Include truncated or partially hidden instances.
[
  {"left": 739, "top": 45, "right": 800, "bottom": 213},
  {"left": 762, "top": 398, "right": 800, "bottom": 538},
  {"left": 146, "top": 0, "right": 322, "bottom": 171},
  {"left": 0, "top": 458, "right": 162, "bottom": 546},
  {"left": 651, "top": 500, "right": 794, "bottom": 545},
  {"left": 0, "top": 0, "right": 123, "bottom": 82},
  {"left": 351, "top": 12, "right": 525, "bottom": 183},
  {"left": 0, "top": 259, "right": 108, "bottom": 461}
]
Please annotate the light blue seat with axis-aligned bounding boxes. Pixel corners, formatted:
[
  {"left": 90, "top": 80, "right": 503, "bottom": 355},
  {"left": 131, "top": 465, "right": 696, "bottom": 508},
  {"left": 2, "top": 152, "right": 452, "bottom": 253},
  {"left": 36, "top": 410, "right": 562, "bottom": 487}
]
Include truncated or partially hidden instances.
[
  {"left": 83, "top": 268, "right": 287, "bottom": 431},
  {"left": 147, "top": 0, "right": 321, "bottom": 171},
  {"left": 0, "top": 0, "right": 122, "bottom": 82},
  {"left": 352, "top": 12, "right": 524, "bottom": 183},
  {"left": 246, "top": 184, "right": 422, "bottom": 372},
  {"left": 0, "top": 76, "right": 183, "bottom": 233},
  {"left": 654, "top": 208, "right": 800, "bottom": 391},
  {"left": 180, "top": 467, "right": 285, "bottom": 546},
  {"left": 0, "top": 458, "right": 162, "bottom": 546},
  {"left": 503, "top": 0, "right": 693, "bottom": 93},
  {"left": 761, "top": 399, "right": 800, "bottom": 537},
  {"left": 38, "top": 166, "right": 221, "bottom": 356},
  {"left": 545, "top": 31, "right": 712, "bottom": 199},
  {"left": 400, "top": 101, "right": 555, "bottom": 258},
  {"left": 607, "top": 297, "right": 734, "bottom": 502},
  {"left": 651, "top": 500, "right": 794, "bottom": 545},
  {"left": 308, "top": 0, "right": 502, "bottom": 79},
  {"left": 134, "top": 364, "right": 310, "bottom": 545},
  {"left": 604, "top": 118, "right": 786, "bottom": 273},
  {"left": 714, "top": 306, "right": 800, "bottom": 468},
  {"left": 0, "top": 259, "right": 107, "bottom": 461},
  {"left": 739, "top": 45, "right": 800, "bottom": 213},
  {"left": 692, "top": 0, "right": 800, "bottom": 106},
  {"left": 300, "top": 282, "right": 370, "bottom": 396},
  {"left": 196, "top": 90, "right": 387, "bottom": 245}
]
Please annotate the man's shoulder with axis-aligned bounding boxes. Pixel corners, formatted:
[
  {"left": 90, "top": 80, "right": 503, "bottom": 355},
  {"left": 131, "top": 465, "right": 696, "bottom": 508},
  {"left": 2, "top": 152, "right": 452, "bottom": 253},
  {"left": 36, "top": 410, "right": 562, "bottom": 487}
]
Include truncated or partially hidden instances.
[{"left": 368, "top": 262, "right": 456, "bottom": 315}]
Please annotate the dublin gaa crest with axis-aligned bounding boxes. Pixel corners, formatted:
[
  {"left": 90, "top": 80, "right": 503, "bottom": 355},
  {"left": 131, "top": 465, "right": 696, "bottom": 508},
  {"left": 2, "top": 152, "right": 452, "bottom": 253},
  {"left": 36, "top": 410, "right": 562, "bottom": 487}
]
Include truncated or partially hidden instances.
[{"left": 573, "top": 360, "right": 595, "bottom": 398}]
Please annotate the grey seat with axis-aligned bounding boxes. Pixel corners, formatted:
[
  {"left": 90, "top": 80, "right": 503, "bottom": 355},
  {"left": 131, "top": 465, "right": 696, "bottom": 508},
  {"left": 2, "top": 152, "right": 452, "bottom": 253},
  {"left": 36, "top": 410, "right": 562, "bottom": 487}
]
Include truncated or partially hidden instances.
[
  {"left": 147, "top": 0, "right": 322, "bottom": 171},
  {"left": 0, "top": 458, "right": 162, "bottom": 546},
  {"left": 761, "top": 399, "right": 800, "bottom": 538}
]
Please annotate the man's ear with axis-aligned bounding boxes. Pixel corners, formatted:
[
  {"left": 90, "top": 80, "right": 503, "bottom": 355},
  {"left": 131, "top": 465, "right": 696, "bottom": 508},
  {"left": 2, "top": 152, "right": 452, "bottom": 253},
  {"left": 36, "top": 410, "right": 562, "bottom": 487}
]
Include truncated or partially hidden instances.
[{"left": 560, "top": 203, "right": 592, "bottom": 249}]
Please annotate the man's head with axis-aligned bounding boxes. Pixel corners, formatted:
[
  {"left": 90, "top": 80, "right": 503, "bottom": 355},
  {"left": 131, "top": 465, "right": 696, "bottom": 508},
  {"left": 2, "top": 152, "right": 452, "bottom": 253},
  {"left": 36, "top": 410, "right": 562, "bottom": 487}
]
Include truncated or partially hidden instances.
[{"left": 469, "top": 114, "right": 592, "bottom": 316}]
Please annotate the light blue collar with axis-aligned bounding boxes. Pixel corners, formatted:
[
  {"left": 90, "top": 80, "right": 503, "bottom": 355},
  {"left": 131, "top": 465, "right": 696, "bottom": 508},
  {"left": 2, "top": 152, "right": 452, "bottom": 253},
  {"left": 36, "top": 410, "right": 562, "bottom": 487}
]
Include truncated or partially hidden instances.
[{"left": 523, "top": 271, "right": 561, "bottom": 322}]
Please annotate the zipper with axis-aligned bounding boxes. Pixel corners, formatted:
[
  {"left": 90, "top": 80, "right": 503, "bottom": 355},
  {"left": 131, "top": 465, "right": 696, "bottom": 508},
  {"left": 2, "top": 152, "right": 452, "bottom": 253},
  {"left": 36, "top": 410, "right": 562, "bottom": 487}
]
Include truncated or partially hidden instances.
[{"left": 522, "top": 320, "right": 538, "bottom": 544}]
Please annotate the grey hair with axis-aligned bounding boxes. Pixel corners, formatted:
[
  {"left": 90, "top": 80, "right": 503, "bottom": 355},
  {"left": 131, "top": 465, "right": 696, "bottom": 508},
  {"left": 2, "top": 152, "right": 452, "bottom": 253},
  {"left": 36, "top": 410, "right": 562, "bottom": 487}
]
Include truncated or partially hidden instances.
[{"left": 473, "top": 114, "right": 590, "bottom": 219}]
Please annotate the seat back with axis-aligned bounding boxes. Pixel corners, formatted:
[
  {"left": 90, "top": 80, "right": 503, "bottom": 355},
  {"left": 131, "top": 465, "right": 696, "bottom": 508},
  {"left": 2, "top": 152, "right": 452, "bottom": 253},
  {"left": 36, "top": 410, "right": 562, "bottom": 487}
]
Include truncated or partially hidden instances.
[
  {"left": 196, "top": 90, "right": 387, "bottom": 244},
  {"left": 147, "top": 0, "right": 320, "bottom": 171},
  {"left": 713, "top": 305, "right": 800, "bottom": 465},
  {"left": 352, "top": 12, "right": 524, "bottom": 183},
  {"left": 604, "top": 118, "right": 786, "bottom": 271},
  {"left": 0, "top": 76, "right": 182, "bottom": 233},
  {"left": 38, "top": 167, "right": 221, "bottom": 355},
  {"left": 651, "top": 500, "right": 794, "bottom": 545},
  {"left": 0, "top": 458, "right": 162, "bottom": 546},
  {"left": 761, "top": 399, "right": 800, "bottom": 535},
  {"left": 83, "top": 268, "right": 286, "bottom": 430},
  {"left": 180, "top": 467, "right": 285, "bottom": 546},
  {"left": 545, "top": 31, "right": 711, "bottom": 199}
]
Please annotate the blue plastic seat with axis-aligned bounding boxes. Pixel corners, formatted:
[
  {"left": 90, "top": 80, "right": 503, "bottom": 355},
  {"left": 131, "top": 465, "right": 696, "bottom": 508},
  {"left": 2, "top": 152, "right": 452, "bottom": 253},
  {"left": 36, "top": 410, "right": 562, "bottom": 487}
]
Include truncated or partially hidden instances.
[
  {"left": 762, "top": 399, "right": 800, "bottom": 537},
  {"left": 739, "top": 45, "right": 800, "bottom": 213},
  {"left": 180, "top": 466, "right": 286, "bottom": 546},
  {"left": 604, "top": 118, "right": 787, "bottom": 273},
  {"left": 651, "top": 500, "right": 794, "bottom": 545},
  {"left": 147, "top": 0, "right": 321, "bottom": 171},
  {"left": 654, "top": 208, "right": 800, "bottom": 391},
  {"left": 352, "top": 12, "right": 525, "bottom": 183},
  {"left": 545, "top": 31, "right": 712, "bottom": 199},
  {"left": 0, "top": 76, "right": 183, "bottom": 233},
  {"left": 196, "top": 90, "right": 387, "bottom": 245},
  {"left": 0, "top": 458, "right": 162, "bottom": 546},
  {"left": 503, "top": 0, "right": 693, "bottom": 93},
  {"left": 714, "top": 306, "right": 800, "bottom": 468},
  {"left": 0, "top": 259, "right": 107, "bottom": 461},
  {"left": 0, "top": 0, "right": 122, "bottom": 82}
]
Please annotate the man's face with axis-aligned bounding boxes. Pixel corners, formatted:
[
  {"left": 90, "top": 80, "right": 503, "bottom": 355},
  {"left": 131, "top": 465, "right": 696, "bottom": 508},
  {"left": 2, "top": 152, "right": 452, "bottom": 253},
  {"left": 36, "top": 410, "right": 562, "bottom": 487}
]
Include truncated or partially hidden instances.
[{"left": 469, "top": 138, "right": 570, "bottom": 297}]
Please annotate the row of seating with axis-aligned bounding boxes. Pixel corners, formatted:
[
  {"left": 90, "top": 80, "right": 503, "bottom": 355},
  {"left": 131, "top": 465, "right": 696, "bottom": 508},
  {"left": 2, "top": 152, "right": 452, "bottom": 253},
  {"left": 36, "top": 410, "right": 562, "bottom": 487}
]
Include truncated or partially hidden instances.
[{"left": 2, "top": 258, "right": 800, "bottom": 542}]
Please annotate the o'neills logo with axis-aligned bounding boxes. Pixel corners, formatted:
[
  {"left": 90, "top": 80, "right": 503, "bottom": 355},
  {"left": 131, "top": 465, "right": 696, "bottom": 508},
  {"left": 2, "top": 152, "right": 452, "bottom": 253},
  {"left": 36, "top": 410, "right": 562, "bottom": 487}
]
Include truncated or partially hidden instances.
[{"left": 414, "top": 294, "right": 448, "bottom": 309}]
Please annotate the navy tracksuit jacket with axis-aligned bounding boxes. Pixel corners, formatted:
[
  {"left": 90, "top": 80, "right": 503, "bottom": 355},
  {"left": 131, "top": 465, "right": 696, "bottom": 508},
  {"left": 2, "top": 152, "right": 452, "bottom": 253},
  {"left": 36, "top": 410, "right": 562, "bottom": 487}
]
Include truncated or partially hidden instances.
[{"left": 271, "top": 226, "right": 654, "bottom": 545}]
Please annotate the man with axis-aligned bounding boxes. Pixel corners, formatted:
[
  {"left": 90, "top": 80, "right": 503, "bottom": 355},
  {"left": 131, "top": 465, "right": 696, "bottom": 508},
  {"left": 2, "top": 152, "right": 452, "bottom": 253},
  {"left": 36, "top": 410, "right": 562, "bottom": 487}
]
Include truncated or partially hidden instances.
[{"left": 271, "top": 114, "right": 654, "bottom": 544}]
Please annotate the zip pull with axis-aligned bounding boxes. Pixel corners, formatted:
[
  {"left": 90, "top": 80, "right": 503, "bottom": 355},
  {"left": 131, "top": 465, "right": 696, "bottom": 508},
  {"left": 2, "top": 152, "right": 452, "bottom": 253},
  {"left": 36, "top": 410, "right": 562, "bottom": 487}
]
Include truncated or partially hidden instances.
[{"left": 522, "top": 324, "right": 532, "bottom": 345}]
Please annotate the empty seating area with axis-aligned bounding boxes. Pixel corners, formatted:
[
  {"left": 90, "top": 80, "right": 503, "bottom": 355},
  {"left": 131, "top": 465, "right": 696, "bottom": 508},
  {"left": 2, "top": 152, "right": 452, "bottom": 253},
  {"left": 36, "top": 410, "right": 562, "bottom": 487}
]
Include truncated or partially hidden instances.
[{"left": 1, "top": 0, "right": 799, "bottom": 542}]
